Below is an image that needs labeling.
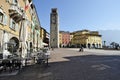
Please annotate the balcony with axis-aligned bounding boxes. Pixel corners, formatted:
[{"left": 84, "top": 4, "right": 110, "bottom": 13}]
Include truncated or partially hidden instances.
[{"left": 9, "top": 4, "right": 25, "bottom": 23}]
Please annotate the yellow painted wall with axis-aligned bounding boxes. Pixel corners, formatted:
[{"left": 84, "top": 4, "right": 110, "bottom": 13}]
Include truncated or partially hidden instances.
[
  {"left": 71, "top": 30, "right": 102, "bottom": 48},
  {"left": 59, "top": 33, "right": 62, "bottom": 44},
  {"left": 0, "top": 0, "right": 26, "bottom": 36}
]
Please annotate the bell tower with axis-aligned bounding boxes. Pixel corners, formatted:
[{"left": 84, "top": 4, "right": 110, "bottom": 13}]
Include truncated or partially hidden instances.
[{"left": 50, "top": 8, "right": 59, "bottom": 48}]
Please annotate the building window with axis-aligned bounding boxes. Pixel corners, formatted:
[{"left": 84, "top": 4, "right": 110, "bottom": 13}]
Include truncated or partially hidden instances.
[
  {"left": 10, "top": 19, "right": 16, "bottom": 30},
  {"left": 0, "top": 8, "right": 7, "bottom": 26},
  {"left": 14, "top": 0, "right": 18, "bottom": 3},
  {"left": 12, "top": 21, "right": 15, "bottom": 30},
  {"left": 0, "top": 13, "right": 4, "bottom": 24},
  {"left": 13, "top": 0, "right": 18, "bottom": 4}
]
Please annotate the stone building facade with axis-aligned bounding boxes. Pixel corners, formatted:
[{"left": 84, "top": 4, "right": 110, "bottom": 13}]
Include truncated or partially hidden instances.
[{"left": 50, "top": 8, "right": 59, "bottom": 48}]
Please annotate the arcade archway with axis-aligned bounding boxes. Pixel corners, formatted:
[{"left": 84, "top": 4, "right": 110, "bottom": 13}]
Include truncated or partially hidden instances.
[{"left": 8, "top": 37, "right": 19, "bottom": 53}]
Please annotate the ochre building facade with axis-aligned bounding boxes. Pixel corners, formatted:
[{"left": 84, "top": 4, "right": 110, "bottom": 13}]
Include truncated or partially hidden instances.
[
  {"left": 0, "top": 0, "right": 43, "bottom": 59},
  {"left": 71, "top": 30, "right": 102, "bottom": 48}
]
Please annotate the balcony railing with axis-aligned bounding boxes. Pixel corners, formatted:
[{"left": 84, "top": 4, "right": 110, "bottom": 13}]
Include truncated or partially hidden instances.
[{"left": 9, "top": 4, "right": 24, "bottom": 23}]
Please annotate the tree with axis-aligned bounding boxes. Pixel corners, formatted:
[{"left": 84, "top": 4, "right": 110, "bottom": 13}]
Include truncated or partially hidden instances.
[
  {"left": 110, "top": 42, "right": 115, "bottom": 48},
  {"left": 110, "top": 42, "right": 119, "bottom": 49},
  {"left": 103, "top": 41, "right": 106, "bottom": 46}
]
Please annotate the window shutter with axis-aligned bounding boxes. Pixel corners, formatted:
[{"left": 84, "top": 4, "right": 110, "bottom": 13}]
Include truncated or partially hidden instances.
[
  {"left": 32, "top": 21, "right": 35, "bottom": 30},
  {"left": 16, "top": 23, "right": 19, "bottom": 31},
  {"left": 10, "top": 18, "right": 12, "bottom": 28},
  {"left": 12, "top": 0, "right": 15, "bottom": 4},
  {"left": 3, "top": 14, "right": 7, "bottom": 26},
  {"left": 12, "top": 0, "right": 16, "bottom": 4},
  {"left": 37, "top": 30, "right": 40, "bottom": 35}
]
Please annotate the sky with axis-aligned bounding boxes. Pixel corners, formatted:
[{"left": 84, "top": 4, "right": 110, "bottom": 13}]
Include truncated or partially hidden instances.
[{"left": 33, "top": 0, "right": 120, "bottom": 33}]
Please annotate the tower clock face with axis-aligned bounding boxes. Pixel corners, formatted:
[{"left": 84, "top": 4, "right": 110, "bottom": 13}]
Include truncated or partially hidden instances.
[{"left": 52, "top": 16, "right": 56, "bottom": 24}]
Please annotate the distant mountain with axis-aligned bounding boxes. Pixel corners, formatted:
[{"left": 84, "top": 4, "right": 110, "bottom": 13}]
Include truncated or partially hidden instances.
[{"left": 99, "top": 30, "right": 120, "bottom": 45}]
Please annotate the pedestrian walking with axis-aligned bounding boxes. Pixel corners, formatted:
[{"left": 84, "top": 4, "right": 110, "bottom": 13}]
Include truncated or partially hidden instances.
[{"left": 79, "top": 46, "right": 84, "bottom": 52}]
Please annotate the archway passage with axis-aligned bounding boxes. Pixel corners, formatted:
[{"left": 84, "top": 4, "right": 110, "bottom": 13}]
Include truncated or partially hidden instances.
[
  {"left": 8, "top": 37, "right": 19, "bottom": 53},
  {"left": 92, "top": 44, "right": 95, "bottom": 48},
  {"left": 88, "top": 43, "right": 91, "bottom": 48}
]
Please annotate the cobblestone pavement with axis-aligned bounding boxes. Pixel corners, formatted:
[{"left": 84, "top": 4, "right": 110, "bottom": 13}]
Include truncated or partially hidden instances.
[{"left": 1, "top": 48, "right": 120, "bottom": 80}]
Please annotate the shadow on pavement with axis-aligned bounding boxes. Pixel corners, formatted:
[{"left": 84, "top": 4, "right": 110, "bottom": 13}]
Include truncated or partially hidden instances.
[
  {"left": 1, "top": 55, "right": 120, "bottom": 80},
  {"left": 46, "top": 55, "right": 120, "bottom": 80}
]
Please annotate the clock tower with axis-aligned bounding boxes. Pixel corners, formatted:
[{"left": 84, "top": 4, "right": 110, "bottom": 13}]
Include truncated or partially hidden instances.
[{"left": 50, "top": 8, "right": 59, "bottom": 48}]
